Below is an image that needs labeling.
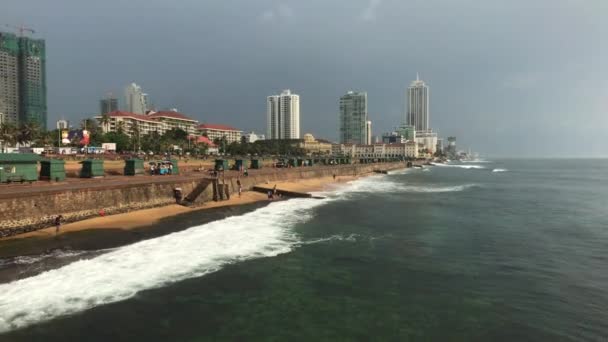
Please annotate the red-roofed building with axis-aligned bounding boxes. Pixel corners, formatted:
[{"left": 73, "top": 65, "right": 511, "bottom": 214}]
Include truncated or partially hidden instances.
[
  {"left": 197, "top": 123, "right": 242, "bottom": 144},
  {"left": 96, "top": 110, "right": 198, "bottom": 137},
  {"left": 95, "top": 111, "right": 162, "bottom": 137},
  {"left": 147, "top": 111, "right": 198, "bottom": 135}
]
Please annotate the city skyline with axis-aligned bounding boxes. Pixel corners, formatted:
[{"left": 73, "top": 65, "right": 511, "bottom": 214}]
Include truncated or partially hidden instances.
[{"left": 1, "top": 0, "right": 607, "bottom": 156}]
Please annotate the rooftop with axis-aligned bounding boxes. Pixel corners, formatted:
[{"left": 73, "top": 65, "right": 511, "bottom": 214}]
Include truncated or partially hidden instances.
[
  {"left": 198, "top": 123, "right": 241, "bottom": 132},
  {"left": 147, "top": 111, "right": 197, "bottom": 122},
  {"left": 101, "top": 111, "right": 157, "bottom": 123}
]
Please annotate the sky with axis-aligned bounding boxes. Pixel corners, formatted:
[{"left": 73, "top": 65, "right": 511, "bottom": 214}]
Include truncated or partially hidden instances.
[{"left": 2, "top": 0, "right": 607, "bottom": 157}]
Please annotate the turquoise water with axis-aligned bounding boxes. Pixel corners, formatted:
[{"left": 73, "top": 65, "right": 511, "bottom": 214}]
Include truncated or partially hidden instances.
[{"left": 1, "top": 160, "right": 607, "bottom": 341}]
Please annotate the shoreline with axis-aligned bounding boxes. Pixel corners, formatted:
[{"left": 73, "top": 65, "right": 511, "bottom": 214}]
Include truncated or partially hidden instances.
[{"left": 0, "top": 175, "right": 359, "bottom": 258}]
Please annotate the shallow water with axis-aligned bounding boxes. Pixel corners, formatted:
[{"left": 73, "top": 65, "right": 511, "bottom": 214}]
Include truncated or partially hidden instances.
[{"left": 1, "top": 159, "right": 607, "bottom": 341}]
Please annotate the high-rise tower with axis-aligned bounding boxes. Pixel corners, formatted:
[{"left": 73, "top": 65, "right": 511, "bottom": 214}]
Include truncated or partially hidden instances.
[
  {"left": 339, "top": 91, "right": 369, "bottom": 145},
  {"left": 125, "top": 83, "right": 148, "bottom": 114},
  {"left": 0, "top": 31, "right": 47, "bottom": 128},
  {"left": 100, "top": 95, "right": 118, "bottom": 115},
  {"left": 406, "top": 73, "right": 429, "bottom": 131},
  {"left": 267, "top": 89, "right": 300, "bottom": 140}
]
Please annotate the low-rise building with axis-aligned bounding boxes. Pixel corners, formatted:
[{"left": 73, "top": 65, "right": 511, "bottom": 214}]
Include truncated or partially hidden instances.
[
  {"left": 332, "top": 141, "right": 418, "bottom": 159},
  {"left": 96, "top": 111, "right": 161, "bottom": 137},
  {"left": 415, "top": 130, "right": 438, "bottom": 154},
  {"left": 96, "top": 110, "right": 199, "bottom": 137},
  {"left": 147, "top": 111, "right": 198, "bottom": 135},
  {"left": 295, "top": 133, "right": 332, "bottom": 155},
  {"left": 198, "top": 124, "right": 242, "bottom": 144}
]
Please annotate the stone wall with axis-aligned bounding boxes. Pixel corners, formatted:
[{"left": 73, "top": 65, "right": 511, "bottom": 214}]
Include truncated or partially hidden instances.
[{"left": 0, "top": 163, "right": 403, "bottom": 238}]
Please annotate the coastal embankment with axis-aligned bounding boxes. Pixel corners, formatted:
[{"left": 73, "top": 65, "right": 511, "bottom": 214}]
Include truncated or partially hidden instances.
[{"left": 0, "top": 163, "right": 404, "bottom": 239}]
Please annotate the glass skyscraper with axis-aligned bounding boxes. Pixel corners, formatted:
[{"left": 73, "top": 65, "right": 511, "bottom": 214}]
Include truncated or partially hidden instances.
[
  {"left": 339, "top": 91, "right": 369, "bottom": 144},
  {"left": 0, "top": 31, "right": 46, "bottom": 128},
  {"left": 406, "top": 74, "right": 429, "bottom": 131}
]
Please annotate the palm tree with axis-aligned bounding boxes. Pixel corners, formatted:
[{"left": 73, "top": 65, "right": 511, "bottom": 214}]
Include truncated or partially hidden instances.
[
  {"left": 130, "top": 121, "right": 141, "bottom": 152},
  {"left": 17, "top": 121, "right": 41, "bottom": 146},
  {"left": 99, "top": 113, "right": 110, "bottom": 133},
  {"left": 0, "top": 122, "right": 17, "bottom": 152},
  {"left": 116, "top": 121, "right": 126, "bottom": 134}
]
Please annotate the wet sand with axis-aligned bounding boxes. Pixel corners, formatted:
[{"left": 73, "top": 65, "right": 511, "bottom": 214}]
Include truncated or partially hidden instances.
[{"left": 0, "top": 175, "right": 360, "bottom": 258}]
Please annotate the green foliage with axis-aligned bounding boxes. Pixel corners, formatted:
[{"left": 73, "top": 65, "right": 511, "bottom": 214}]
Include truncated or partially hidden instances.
[
  {"left": 103, "top": 132, "right": 130, "bottom": 152},
  {"left": 223, "top": 139, "right": 305, "bottom": 156},
  {"left": 0, "top": 122, "right": 17, "bottom": 152}
]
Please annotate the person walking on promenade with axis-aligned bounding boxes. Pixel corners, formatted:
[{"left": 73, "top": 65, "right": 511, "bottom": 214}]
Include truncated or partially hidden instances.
[
  {"left": 237, "top": 178, "right": 242, "bottom": 197},
  {"left": 54, "top": 215, "right": 63, "bottom": 235}
]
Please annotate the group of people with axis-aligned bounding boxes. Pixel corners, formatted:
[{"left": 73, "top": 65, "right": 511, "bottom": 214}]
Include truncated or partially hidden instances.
[{"left": 150, "top": 162, "right": 173, "bottom": 175}]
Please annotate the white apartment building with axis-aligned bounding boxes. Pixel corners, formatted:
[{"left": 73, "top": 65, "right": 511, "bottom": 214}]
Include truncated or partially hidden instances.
[
  {"left": 96, "top": 110, "right": 199, "bottom": 137},
  {"left": 147, "top": 111, "right": 198, "bottom": 135},
  {"left": 198, "top": 124, "right": 242, "bottom": 144},
  {"left": 267, "top": 89, "right": 300, "bottom": 139},
  {"left": 415, "top": 130, "right": 438, "bottom": 154},
  {"left": 332, "top": 142, "right": 418, "bottom": 159},
  {"left": 125, "top": 83, "right": 148, "bottom": 115}
]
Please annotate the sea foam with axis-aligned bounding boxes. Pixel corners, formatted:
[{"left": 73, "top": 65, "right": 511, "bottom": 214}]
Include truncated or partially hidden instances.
[
  {"left": 432, "top": 163, "right": 485, "bottom": 169},
  {"left": 0, "top": 197, "right": 329, "bottom": 333},
  {"left": 0, "top": 173, "right": 476, "bottom": 333}
]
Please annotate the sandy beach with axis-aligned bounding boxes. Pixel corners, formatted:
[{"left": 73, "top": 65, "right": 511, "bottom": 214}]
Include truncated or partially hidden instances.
[{"left": 0, "top": 175, "right": 359, "bottom": 243}]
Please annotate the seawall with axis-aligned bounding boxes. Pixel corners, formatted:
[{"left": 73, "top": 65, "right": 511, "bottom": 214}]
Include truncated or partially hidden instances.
[{"left": 0, "top": 163, "right": 404, "bottom": 238}]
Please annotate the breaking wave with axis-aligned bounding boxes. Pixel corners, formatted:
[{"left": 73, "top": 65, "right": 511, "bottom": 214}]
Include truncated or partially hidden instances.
[
  {"left": 432, "top": 163, "right": 485, "bottom": 169},
  {"left": 0, "top": 170, "right": 477, "bottom": 333},
  {"left": 492, "top": 168, "right": 508, "bottom": 173},
  {"left": 0, "top": 198, "right": 330, "bottom": 333},
  {"left": 341, "top": 176, "right": 478, "bottom": 194}
]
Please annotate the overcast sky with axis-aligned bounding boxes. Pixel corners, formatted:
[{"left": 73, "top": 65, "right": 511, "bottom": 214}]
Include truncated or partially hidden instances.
[{"left": 2, "top": 0, "right": 607, "bottom": 156}]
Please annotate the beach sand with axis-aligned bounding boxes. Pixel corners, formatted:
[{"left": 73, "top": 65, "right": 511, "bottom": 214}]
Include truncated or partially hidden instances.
[{"left": 0, "top": 175, "right": 360, "bottom": 243}]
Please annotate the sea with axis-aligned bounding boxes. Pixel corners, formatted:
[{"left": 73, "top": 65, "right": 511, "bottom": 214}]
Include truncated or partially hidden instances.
[{"left": 0, "top": 159, "right": 607, "bottom": 341}]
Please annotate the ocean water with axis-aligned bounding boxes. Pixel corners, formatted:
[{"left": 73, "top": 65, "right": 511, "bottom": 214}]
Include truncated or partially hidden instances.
[{"left": 1, "top": 159, "right": 607, "bottom": 341}]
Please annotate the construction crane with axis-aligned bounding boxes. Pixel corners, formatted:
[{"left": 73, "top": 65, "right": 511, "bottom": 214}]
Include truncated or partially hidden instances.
[{"left": 4, "top": 24, "right": 35, "bottom": 37}]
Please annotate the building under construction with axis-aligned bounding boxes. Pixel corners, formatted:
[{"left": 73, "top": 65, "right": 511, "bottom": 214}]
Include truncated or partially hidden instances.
[{"left": 0, "top": 30, "right": 47, "bottom": 129}]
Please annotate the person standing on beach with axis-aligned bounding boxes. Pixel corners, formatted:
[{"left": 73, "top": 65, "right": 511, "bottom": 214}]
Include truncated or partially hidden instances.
[
  {"left": 237, "top": 178, "right": 242, "bottom": 197},
  {"left": 54, "top": 215, "right": 63, "bottom": 235}
]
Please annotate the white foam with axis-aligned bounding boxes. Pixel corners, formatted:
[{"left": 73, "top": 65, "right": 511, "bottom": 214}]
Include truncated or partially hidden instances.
[
  {"left": 0, "top": 198, "right": 329, "bottom": 333},
  {"left": 8, "top": 249, "right": 100, "bottom": 266},
  {"left": 432, "top": 163, "right": 485, "bottom": 169},
  {"left": 492, "top": 168, "right": 508, "bottom": 173},
  {"left": 337, "top": 176, "right": 477, "bottom": 194},
  {"left": 0, "top": 173, "right": 477, "bottom": 333}
]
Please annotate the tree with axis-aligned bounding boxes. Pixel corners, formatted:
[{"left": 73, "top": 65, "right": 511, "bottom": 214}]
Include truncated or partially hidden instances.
[
  {"left": 116, "top": 121, "right": 126, "bottom": 134},
  {"left": 34, "top": 130, "right": 55, "bottom": 147},
  {"left": 130, "top": 122, "right": 141, "bottom": 152},
  {"left": 99, "top": 113, "right": 110, "bottom": 133},
  {"left": 0, "top": 122, "right": 17, "bottom": 152},
  {"left": 103, "top": 132, "right": 130, "bottom": 152},
  {"left": 80, "top": 118, "right": 97, "bottom": 131},
  {"left": 17, "top": 121, "right": 41, "bottom": 146}
]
